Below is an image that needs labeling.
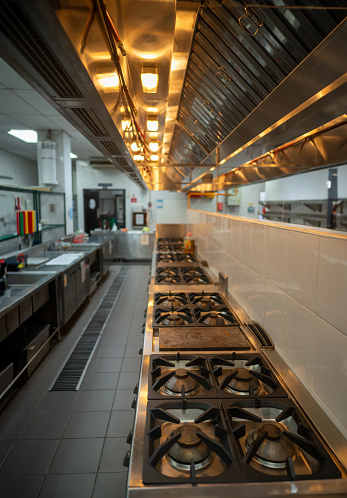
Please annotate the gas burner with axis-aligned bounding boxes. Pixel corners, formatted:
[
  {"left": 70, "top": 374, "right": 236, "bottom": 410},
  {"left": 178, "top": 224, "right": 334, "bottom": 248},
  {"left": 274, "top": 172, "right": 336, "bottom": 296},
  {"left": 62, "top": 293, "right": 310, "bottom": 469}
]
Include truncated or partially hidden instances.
[
  {"left": 183, "top": 274, "right": 210, "bottom": 284},
  {"left": 194, "top": 308, "right": 238, "bottom": 326},
  {"left": 155, "top": 292, "right": 188, "bottom": 307},
  {"left": 157, "top": 253, "right": 176, "bottom": 263},
  {"left": 224, "top": 398, "right": 342, "bottom": 480},
  {"left": 245, "top": 423, "right": 296, "bottom": 469},
  {"left": 181, "top": 268, "right": 204, "bottom": 277},
  {"left": 156, "top": 275, "right": 182, "bottom": 284},
  {"left": 156, "top": 268, "right": 180, "bottom": 277},
  {"left": 189, "top": 292, "right": 224, "bottom": 308},
  {"left": 166, "top": 424, "right": 213, "bottom": 470},
  {"left": 143, "top": 400, "right": 239, "bottom": 484},
  {"left": 157, "top": 244, "right": 173, "bottom": 252},
  {"left": 163, "top": 369, "right": 200, "bottom": 397},
  {"left": 153, "top": 307, "right": 193, "bottom": 326},
  {"left": 172, "top": 244, "right": 185, "bottom": 252},
  {"left": 148, "top": 353, "right": 217, "bottom": 400},
  {"left": 208, "top": 354, "right": 287, "bottom": 398},
  {"left": 177, "top": 253, "right": 196, "bottom": 263}
]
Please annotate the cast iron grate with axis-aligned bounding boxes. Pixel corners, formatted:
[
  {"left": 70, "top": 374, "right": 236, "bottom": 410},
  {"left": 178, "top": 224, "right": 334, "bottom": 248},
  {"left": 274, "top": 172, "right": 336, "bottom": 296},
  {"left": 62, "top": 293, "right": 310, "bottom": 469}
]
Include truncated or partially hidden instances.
[{"left": 50, "top": 267, "right": 128, "bottom": 391}]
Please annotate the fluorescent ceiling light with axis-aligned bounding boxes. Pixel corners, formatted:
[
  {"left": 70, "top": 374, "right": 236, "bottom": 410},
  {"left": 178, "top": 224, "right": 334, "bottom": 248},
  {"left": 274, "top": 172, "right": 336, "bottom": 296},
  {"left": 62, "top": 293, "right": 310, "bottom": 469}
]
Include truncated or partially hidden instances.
[
  {"left": 149, "top": 142, "right": 159, "bottom": 152},
  {"left": 8, "top": 129, "right": 37, "bottom": 143},
  {"left": 141, "top": 68, "right": 158, "bottom": 93},
  {"left": 70, "top": 153, "right": 78, "bottom": 159},
  {"left": 96, "top": 72, "right": 119, "bottom": 92},
  {"left": 146, "top": 117, "right": 159, "bottom": 132},
  {"left": 150, "top": 154, "right": 159, "bottom": 161}
]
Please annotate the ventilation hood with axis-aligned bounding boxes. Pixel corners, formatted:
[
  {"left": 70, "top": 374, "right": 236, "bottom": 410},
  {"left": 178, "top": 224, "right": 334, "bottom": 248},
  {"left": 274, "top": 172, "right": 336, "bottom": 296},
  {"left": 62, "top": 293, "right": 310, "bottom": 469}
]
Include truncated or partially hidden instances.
[{"left": 0, "top": 0, "right": 347, "bottom": 192}]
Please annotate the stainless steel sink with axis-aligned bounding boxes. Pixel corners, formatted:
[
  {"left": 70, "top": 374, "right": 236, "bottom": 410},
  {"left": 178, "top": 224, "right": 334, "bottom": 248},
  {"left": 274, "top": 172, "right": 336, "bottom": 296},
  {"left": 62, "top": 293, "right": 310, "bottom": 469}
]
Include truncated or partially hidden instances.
[{"left": 6, "top": 271, "right": 56, "bottom": 285}]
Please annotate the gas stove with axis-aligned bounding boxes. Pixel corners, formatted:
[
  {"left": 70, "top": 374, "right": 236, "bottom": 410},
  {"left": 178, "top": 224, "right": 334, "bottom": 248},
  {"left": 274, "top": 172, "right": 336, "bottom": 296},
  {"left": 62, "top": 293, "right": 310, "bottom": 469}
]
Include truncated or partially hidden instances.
[
  {"left": 224, "top": 398, "right": 341, "bottom": 482},
  {"left": 143, "top": 399, "right": 241, "bottom": 485},
  {"left": 148, "top": 353, "right": 217, "bottom": 399},
  {"left": 155, "top": 267, "right": 212, "bottom": 285},
  {"left": 157, "top": 238, "right": 185, "bottom": 253},
  {"left": 207, "top": 353, "right": 287, "bottom": 398}
]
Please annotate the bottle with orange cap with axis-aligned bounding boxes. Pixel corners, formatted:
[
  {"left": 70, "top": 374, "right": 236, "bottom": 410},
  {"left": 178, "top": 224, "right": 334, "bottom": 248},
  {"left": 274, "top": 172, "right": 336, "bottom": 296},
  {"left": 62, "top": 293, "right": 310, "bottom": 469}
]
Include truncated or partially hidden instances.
[{"left": 184, "top": 231, "right": 195, "bottom": 254}]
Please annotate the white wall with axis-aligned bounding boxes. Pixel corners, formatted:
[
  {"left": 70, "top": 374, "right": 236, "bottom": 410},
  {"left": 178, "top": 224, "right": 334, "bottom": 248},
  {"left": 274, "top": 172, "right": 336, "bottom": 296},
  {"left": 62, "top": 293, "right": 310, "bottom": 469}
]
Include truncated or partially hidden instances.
[
  {"left": 75, "top": 162, "right": 188, "bottom": 231},
  {"left": 188, "top": 210, "right": 347, "bottom": 439},
  {"left": 0, "top": 149, "right": 37, "bottom": 186},
  {"left": 225, "top": 182, "right": 265, "bottom": 219}
]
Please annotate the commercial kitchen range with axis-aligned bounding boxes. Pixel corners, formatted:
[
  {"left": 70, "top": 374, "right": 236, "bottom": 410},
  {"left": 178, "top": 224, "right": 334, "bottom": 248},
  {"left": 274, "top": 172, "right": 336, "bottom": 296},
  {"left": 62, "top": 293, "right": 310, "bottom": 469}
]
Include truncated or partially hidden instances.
[{"left": 126, "top": 232, "right": 347, "bottom": 497}]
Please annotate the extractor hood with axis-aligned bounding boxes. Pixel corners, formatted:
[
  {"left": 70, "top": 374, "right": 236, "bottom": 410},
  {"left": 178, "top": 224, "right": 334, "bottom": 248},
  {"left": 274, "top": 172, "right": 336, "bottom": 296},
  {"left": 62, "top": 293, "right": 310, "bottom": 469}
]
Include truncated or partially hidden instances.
[{"left": 0, "top": 0, "right": 347, "bottom": 191}]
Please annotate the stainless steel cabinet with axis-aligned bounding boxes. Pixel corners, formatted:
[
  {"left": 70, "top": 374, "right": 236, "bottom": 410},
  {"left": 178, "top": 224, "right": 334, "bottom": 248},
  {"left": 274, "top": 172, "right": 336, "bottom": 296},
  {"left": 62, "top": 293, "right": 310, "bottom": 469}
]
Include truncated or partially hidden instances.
[{"left": 62, "top": 268, "right": 76, "bottom": 324}]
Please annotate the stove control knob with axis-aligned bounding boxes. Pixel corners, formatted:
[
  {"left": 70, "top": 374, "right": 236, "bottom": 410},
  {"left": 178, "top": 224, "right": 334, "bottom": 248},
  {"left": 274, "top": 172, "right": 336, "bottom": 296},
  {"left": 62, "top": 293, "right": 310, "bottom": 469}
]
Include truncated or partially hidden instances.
[
  {"left": 131, "top": 396, "right": 137, "bottom": 409},
  {"left": 123, "top": 450, "right": 130, "bottom": 468},
  {"left": 133, "top": 383, "right": 139, "bottom": 395},
  {"left": 127, "top": 429, "right": 133, "bottom": 444}
]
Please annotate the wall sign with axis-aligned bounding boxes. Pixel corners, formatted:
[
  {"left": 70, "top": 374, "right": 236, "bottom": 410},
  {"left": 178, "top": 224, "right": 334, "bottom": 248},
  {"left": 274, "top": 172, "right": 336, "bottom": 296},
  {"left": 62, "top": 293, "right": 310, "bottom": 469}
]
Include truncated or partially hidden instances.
[
  {"left": 157, "top": 199, "right": 163, "bottom": 208},
  {"left": 131, "top": 195, "right": 137, "bottom": 203},
  {"left": 141, "top": 234, "right": 149, "bottom": 245}
]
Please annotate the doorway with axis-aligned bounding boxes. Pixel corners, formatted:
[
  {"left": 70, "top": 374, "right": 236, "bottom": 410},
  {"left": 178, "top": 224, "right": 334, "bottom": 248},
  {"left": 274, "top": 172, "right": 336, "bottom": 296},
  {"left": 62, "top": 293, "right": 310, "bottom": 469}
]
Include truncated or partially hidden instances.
[{"left": 83, "top": 189, "right": 126, "bottom": 233}]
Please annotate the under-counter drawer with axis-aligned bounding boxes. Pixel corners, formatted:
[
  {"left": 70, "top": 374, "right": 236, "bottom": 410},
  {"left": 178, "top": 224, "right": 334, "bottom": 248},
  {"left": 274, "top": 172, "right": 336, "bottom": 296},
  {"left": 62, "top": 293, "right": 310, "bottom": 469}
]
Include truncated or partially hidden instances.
[
  {"left": 33, "top": 285, "right": 49, "bottom": 312},
  {"left": 23, "top": 324, "right": 50, "bottom": 376},
  {"left": 0, "top": 363, "right": 14, "bottom": 395},
  {"left": 20, "top": 296, "right": 33, "bottom": 324},
  {"left": 6, "top": 307, "right": 19, "bottom": 334}
]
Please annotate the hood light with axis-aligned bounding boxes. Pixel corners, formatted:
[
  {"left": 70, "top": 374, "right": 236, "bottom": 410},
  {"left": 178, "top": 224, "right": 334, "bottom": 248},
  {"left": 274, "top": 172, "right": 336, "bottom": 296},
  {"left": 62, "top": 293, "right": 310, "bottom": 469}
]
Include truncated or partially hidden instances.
[
  {"left": 96, "top": 72, "right": 119, "bottom": 92},
  {"left": 149, "top": 142, "right": 159, "bottom": 152},
  {"left": 121, "top": 118, "right": 132, "bottom": 131},
  {"left": 146, "top": 116, "right": 159, "bottom": 132},
  {"left": 134, "top": 154, "right": 144, "bottom": 161},
  {"left": 150, "top": 154, "right": 159, "bottom": 161},
  {"left": 131, "top": 142, "right": 140, "bottom": 152},
  {"left": 8, "top": 129, "right": 37, "bottom": 143},
  {"left": 141, "top": 67, "right": 158, "bottom": 93}
]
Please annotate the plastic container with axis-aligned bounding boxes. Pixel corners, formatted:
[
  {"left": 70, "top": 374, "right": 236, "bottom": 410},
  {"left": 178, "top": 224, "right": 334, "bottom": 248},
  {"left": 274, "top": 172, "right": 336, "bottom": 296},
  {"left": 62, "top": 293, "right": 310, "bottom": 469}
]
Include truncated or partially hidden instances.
[{"left": 184, "top": 231, "right": 195, "bottom": 254}]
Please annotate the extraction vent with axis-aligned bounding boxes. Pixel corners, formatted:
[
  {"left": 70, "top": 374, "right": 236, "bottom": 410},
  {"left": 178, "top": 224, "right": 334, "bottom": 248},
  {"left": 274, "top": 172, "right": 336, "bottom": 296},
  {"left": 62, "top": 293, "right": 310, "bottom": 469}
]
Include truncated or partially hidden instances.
[
  {"left": 50, "top": 267, "right": 128, "bottom": 391},
  {"left": 100, "top": 141, "right": 129, "bottom": 166},
  {"left": 71, "top": 108, "right": 109, "bottom": 137},
  {"left": 0, "top": 3, "right": 83, "bottom": 98}
]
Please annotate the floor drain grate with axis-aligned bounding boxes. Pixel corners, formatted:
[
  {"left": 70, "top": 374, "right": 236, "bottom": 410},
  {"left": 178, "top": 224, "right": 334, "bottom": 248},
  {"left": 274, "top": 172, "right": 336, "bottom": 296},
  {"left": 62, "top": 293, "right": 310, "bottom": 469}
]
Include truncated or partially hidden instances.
[{"left": 50, "top": 267, "right": 128, "bottom": 391}]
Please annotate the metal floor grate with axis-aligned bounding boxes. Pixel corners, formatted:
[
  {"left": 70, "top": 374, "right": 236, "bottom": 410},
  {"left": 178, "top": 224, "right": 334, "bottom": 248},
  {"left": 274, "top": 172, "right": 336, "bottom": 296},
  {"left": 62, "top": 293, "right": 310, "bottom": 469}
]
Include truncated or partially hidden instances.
[{"left": 50, "top": 267, "right": 128, "bottom": 391}]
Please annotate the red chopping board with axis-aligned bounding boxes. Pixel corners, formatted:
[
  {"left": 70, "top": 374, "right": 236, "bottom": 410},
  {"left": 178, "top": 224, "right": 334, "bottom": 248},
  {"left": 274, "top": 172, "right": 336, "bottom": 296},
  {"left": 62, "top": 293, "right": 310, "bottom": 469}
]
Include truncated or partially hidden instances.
[{"left": 159, "top": 326, "right": 251, "bottom": 351}]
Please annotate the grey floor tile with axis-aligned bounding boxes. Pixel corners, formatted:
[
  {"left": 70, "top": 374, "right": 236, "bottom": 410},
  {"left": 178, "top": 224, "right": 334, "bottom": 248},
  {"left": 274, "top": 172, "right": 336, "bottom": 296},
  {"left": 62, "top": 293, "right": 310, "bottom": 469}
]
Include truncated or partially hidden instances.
[
  {"left": 88, "top": 358, "right": 123, "bottom": 373},
  {"left": 92, "top": 472, "right": 127, "bottom": 498},
  {"left": 98, "top": 438, "right": 128, "bottom": 473},
  {"left": 112, "top": 390, "right": 135, "bottom": 411},
  {"left": 36, "top": 391, "right": 80, "bottom": 413},
  {"left": 63, "top": 411, "right": 110, "bottom": 438},
  {"left": 99, "top": 335, "right": 128, "bottom": 346},
  {"left": 50, "top": 438, "right": 103, "bottom": 474},
  {"left": 74, "top": 390, "right": 115, "bottom": 412},
  {"left": 39, "top": 473, "right": 96, "bottom": 498},
  {"left": 5, "top": 390, "right": 44, "bottom": 413},
  {"left": 126, "top": 335, "right": 144, "bottom": 346},
  {"left": 0, "top": 411, "right": 32, "bottom": 440},
  {"left": 81, "top": 372, "right": 119, "bottom": 391},
  {"left": 20, "top": 411, "right": 71, "bottom": 440},
  {"left": 124, "top": 345, "right": 142, "bottom": 358},
  {"left": 0, "top": 475, "right": 45, "bottom": 498},
  {"left": 121, "top": 357, "right": 142, "bottom": 372},
  {"left": 107, "top": 411, "right": 134, "bottom": 438},
  {"left": 1, "top": 439, "right": 59, "bottom": 474},
  {"left": 95, "top": 345, "right": 125, "bottom": 358},
  {"left": 117, "top": 371, "right": 139, "bottom": 390},
  {"left": 0, "top": 440, "right": 15, "bottom": 467}
]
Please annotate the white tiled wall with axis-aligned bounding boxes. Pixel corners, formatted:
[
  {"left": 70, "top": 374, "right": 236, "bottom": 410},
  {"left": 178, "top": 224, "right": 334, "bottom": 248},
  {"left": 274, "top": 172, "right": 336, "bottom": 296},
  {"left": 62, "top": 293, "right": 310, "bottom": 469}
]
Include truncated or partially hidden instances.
[{"left": 188, "top": 210, "right": 347, "bottom": 437}]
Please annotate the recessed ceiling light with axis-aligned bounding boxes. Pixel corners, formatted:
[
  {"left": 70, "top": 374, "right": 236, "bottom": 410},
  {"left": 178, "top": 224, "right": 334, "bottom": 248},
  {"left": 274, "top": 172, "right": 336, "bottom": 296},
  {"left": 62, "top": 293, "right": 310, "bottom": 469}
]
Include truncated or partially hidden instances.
[
  {"left": 70, "top": 153, "right": 78, "bottom": 159},
  {"left": 8, "top": 129, "right": 37, "bottom": 143},
  {"left": 146, "top": 116, "right": 159, "bottom": 132},
  {"left": 149, "top": 142, "right": 159, "bottom": 152},
  {"left": 141, "top": 67, "right": 158, "bottom": 93}
]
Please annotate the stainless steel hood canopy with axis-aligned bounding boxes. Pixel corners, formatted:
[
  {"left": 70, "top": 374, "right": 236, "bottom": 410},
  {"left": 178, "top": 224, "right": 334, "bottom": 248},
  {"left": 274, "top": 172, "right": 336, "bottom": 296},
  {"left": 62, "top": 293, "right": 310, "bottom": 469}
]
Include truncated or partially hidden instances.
[{"left": 0, "top": 0, "right": 347, "bottom": 191}]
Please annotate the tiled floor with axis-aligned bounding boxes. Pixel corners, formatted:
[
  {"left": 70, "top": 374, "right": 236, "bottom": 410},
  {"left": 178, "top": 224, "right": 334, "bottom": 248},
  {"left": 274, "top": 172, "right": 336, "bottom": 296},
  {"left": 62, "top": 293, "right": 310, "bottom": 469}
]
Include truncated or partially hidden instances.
[{"left": 0, "top": 265, "right": 150, "bottom": 498}]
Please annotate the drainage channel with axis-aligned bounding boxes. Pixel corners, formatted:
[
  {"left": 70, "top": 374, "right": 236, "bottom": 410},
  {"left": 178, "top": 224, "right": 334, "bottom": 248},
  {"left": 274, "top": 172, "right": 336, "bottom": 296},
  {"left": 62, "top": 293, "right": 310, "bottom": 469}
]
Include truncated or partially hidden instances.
[{"left": 50, "top": 266, "right": 129, "bottom": 391}]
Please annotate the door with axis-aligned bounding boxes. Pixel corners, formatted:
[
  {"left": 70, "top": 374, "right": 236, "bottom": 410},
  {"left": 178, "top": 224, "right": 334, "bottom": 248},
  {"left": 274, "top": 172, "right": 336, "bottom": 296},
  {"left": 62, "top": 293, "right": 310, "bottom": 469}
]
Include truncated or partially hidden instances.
[{"left": 84, "top": 190, "right": 99, "bottom": 234}]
